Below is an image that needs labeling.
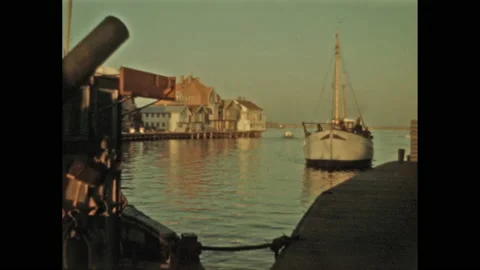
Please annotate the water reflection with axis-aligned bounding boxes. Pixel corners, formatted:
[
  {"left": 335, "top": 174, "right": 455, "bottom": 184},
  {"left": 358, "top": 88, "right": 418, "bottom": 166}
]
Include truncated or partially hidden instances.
[
  {"left": 301, "top": 168, "right": 357, "bottom": 207},
  {"left": 162, "top": 140, "right": 219, "bottom": 212},
  {"left": 236, "top": 138, "right": 261, "bottom": 181}
]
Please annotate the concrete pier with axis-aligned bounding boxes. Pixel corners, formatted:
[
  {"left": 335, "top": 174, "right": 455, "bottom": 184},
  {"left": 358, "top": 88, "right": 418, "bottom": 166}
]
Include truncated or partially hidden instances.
[{"left": 272, "top": 161, "right": 417, "bottom": 270}]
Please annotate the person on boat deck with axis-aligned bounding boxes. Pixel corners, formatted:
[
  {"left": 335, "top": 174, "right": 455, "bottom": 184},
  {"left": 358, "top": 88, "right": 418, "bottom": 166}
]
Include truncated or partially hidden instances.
[
  {"left": 353, "top": 118, "right": 363, "bottom": 134},
  {"left": 363, "top": 127, "right": 372, "bottom": 139}
]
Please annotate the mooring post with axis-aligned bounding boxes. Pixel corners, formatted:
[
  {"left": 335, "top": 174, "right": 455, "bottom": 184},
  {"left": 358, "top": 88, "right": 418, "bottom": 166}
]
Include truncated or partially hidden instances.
[
  {"left": 398, "top": 148, "right": 405, "bottom": 163},
  {"left": 170, "top": 233, "right": 205, "bottom": 270}
]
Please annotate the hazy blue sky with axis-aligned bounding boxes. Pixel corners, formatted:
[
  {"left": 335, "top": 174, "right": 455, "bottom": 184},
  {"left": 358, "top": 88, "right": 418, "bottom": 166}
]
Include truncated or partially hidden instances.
[{"left": 63, "top": 0, "right": 417, "bottom": 126}]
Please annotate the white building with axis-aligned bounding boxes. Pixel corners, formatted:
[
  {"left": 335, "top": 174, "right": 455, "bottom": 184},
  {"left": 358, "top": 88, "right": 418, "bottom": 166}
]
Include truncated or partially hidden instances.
[
  {"left": 141, "top": 105, "right": 191, "bottom": 132},
  {"left": 223, "top": 97, "right": 266, "bottom": 131},
  {"left": 187, "top": 105, "right": 213, "bottom": 132}
]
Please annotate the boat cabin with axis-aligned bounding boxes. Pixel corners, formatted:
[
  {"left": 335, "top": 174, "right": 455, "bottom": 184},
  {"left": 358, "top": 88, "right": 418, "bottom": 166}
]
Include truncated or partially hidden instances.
[
  {"left": 327, "top": 118, "right": 372, "bottom": 139},
  {"left": 330, "top": 118, "right": 356, "bottom": 131}
]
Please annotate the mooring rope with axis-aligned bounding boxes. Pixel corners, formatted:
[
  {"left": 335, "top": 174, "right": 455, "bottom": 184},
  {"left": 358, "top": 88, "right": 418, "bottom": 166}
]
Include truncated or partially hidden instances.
[{"left": 200, "top": 235, "right": 301, "bottom": 258}]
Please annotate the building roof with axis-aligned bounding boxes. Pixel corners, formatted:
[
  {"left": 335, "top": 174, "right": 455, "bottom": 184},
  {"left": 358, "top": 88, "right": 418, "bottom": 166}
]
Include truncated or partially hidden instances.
[
  {"left": 141, "top": 105, "right": 187, "bottom": 114},
  {"left": 94, "top": 66, "right": 120, "bottom": 77},
  {"left": 235, "top": 99, "right": 263, "bottom": 111},
  {"left": 154, "top": 75, "right": 218, "bottom": 106},
  {"left": 154, "top": 100, "right": 177, "bottom": 106},
  {"left": 187, "top": 105, "right": 210, "bottom": 114},
  {"left": 223, "top": 99, "right": 240, "bottom": 111}
]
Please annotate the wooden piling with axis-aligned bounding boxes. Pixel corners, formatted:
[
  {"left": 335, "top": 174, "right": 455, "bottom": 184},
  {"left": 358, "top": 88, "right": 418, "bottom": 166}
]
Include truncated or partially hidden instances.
[
  {"left": 398, "top": 148, "right": 405, "bottom": 163},
  {"left": 121, "top": 131, "right": 265, "bottom": 141},
  {"left": 410, "top": 120, "right": 418, "bottom": 162}
]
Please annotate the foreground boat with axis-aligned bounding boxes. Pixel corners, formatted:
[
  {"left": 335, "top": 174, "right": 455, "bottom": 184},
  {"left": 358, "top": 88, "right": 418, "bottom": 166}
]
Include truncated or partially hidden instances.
[
  {"left": 62, "top": 13, "right": 205, "bottom": 269},
  {"left": 302, "top": 32, "right": 373, "bottom": 170}
]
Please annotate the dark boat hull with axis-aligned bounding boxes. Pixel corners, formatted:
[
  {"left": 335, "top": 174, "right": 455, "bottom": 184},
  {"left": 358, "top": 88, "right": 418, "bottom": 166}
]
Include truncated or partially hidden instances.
[
  {"left": 62, "top": 205, "right": 180, "bottom": 269},
  {"left": 306, "top": 158, "right": 372, "bottom": 171}
]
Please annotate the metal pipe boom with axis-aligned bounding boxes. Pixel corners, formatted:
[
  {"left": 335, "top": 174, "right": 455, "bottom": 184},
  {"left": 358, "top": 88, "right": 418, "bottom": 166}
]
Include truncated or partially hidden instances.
[{"left": 63, "top": 16, "right": 129, "bottom": 104}]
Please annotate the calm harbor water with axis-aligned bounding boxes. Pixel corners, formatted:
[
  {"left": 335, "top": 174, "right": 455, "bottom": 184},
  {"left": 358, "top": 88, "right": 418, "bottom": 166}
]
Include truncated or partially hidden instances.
[{"left": 121, "top": 129, "right": 410, "bottom": 270}]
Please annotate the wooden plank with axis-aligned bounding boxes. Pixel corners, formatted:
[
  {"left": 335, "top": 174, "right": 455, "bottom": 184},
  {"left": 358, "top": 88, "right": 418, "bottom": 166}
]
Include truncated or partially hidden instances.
[{"left": 119, "top": 67, "right": 176, "bottom": 100}]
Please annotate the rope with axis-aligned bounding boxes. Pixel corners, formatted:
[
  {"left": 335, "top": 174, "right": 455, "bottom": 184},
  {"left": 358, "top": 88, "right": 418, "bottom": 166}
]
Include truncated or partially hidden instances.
[
  {"left": 62, "top": 214, "right": 94, "bottom": 269},
  {"left": 121, "top": 98, "right": 161, "bottom": 118},
  {"left": 340, "top": 54, "right": 366, "bottom": 127},
  {"left": 200, "top": 235, "right": 301, "bottom": 258},
  {"left": 313, "top": 50, "right": 336, "bottom": 120},
  {"left": 202, "top": 243, "right": 270, "bottom": 252}
]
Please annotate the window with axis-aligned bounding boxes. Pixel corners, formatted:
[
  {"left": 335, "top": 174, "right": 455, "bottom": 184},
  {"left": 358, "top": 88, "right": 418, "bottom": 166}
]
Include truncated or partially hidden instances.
[
  {"left": 145, "top": 113, "right": 149, "bottom": 118},
  {"left": 156, "top": 122, "right": 160, "bottom": 127},
  {"left": 162, "top": 122, "right": 166, "bottom": 127}
]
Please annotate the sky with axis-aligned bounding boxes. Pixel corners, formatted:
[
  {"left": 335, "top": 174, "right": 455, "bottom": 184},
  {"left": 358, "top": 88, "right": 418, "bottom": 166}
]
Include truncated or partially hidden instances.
[{"left": 63, "top": 0, "right": 417, "bottom": 127}]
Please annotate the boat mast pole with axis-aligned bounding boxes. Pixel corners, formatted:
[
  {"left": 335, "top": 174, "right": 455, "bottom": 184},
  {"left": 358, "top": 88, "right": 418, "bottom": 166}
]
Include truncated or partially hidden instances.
[
  {"left": 342, "top": 73, "right": 346, "bottom": 119},
  {"left": 63, "top": 0, "right": 72, "bottom": 57},
  {"left": 334, "top": 31, "right": 340, "bottom": 124}
]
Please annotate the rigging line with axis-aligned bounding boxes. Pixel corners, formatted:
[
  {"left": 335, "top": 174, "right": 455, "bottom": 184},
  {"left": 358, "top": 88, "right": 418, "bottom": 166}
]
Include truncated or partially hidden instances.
[
  {"left": 339, "top": 54, "right": 367, "bottom": 127},
  {"left": 313, "top": 50, "right": 335, "bottom": 119}
]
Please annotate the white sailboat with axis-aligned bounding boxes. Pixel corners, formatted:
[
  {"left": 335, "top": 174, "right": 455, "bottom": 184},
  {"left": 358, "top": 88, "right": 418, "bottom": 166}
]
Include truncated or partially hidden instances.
[{"left": 302, "top": 32, "right": 373, "bottom": 170}]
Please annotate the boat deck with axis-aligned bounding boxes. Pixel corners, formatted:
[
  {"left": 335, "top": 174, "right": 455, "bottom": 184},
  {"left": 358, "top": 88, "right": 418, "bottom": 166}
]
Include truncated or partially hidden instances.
[{"left": 271, "top": 161, "right": 417, "bottom": 270}]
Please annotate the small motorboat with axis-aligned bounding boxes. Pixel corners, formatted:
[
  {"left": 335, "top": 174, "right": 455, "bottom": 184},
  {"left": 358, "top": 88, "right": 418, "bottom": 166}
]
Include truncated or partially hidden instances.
[{"left": 283, "top": 131, "right": 294, "bottom": 138}]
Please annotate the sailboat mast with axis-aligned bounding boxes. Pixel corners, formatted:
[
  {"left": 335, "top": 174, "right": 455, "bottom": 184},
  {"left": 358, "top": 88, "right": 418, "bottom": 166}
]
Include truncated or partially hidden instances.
[
  {"left": 333, "top": 31, "right": 340, "bottom": 123},
  {"left": 342, "top": 84, "right": 347, "bottom": 118},
  {"left": 342, "top": 77, "right": 346, "bottom": 119},
  {"left": 64, "top": 0, "right": 73, "bottom": 57}
]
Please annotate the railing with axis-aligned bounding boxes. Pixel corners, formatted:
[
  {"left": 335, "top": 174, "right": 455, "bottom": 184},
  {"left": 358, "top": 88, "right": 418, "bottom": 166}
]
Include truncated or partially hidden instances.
[{"left": 410, "top": 120, "right": 418, "bottom": 162}]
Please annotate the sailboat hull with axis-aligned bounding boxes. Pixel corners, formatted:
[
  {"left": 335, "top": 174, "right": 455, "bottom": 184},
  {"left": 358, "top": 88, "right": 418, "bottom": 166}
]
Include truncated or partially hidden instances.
[{"left": 303, "top": 129, "right": 373, "bottom": 170}]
